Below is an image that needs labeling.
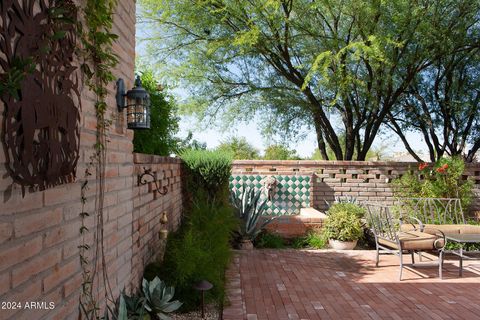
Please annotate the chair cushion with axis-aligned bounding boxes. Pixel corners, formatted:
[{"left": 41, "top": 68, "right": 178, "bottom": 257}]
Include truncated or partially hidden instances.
[
  {"left": 400, "top": 223, "right": 480, "bottom": 235},
  {"left": 400, "top": 224, "right": 418, "bottom": 232},
  {"left": 423, "top": 224, "right": 480, "bottom": 235},
  {"left": 378, "top": 231, "right": 438, "bottom": 250},
  {"left": 458, "top": 224, "right": 480, "bottom": 234},
  {"left": 423, "top": 224, "right": 461, "bottom": 234}
]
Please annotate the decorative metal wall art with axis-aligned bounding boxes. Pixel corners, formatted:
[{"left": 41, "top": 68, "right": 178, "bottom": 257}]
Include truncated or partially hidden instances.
[
  {"left": 0, "top": 0, "right": 81, "bottom": 194},
  {"left": 137, "top": 167, "right": 169, "bottom": 196}
]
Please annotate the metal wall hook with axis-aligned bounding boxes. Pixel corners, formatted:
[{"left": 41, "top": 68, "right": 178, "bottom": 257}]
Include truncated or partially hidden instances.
[{"left": 137, "top": 167, "right": 168, "bottom": 195}]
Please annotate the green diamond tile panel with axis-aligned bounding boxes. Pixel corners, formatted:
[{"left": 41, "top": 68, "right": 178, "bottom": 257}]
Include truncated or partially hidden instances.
[{"left": 229, "top": 175, "right": 311, "bottom": 216}]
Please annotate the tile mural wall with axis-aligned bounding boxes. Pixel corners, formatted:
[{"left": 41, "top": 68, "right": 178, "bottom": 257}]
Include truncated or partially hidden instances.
[{"left": 229, "top": 175, "right": 311, "bottom": 215}]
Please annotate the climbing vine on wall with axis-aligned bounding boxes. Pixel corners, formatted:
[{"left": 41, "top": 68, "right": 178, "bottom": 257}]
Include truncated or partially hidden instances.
[
  {"left": 0, "top": 0, "right": 120, "bottom": 317},
  {"left": 78, "top": 0, "right": 119, "bottom": 319}
]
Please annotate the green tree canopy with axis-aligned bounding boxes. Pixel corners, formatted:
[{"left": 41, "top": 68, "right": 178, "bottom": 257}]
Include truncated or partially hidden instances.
[
  {"left": 263, "top": 144, "right": 299, "bottom": 160},
  {"left": 174, "top": 131, "right": 207, "bottom": 154},
  {"left": 139, "top": 0, "right": 480, "bottom": 160},
  {"left": 387, "top": 32, "right": 480, "bottom": 162},
  {"left": 133, "top": 70, "right": 179, "bottom": 156},
  {"left": 216, "top": 137, "right": 260, "bottom": 159}
]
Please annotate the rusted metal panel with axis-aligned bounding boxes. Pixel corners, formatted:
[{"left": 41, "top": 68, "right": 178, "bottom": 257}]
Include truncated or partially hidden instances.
[{"left": 0, "top": 0, "right": 81, "bottom": 195}]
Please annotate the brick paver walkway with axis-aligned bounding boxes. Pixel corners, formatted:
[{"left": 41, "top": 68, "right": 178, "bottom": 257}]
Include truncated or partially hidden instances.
[{"left": 223, "top": 249, "right": 480, "bottom": 320}]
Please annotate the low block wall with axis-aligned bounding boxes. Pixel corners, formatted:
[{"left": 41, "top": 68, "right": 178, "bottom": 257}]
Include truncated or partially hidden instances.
[
  {"left": 265, "top": 208, "right": 327, "bottom": 238},
  {"left": 131, "top": 154, "right": 184, "bottom": 289},
  {"left": 232, "top": 160, "right": 480, "bottom": 213}
]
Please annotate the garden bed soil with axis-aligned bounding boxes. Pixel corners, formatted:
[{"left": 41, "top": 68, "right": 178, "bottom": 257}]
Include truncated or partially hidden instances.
[{"left": 171, "top": 304, "right": 220, "bottom": 320}]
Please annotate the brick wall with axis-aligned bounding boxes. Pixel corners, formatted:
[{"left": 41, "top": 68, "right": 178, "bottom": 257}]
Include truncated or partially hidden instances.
[
  {"left": 0, "top": 1, "right": 184, "bottom": 319},
  {"left": 130, "top": 154, "right": 184, "bottom": 290},
  {"left": 232, "top": 160, "right": 480, "bottom": 213}
]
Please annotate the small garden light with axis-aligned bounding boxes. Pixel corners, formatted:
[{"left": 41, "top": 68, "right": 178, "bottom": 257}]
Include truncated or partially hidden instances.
[
  {"left": 193, "top": 280, "right": 213, "bottom": 319},
  {"left": 116, "top": 75, "right": 151, "bottom": 129}
]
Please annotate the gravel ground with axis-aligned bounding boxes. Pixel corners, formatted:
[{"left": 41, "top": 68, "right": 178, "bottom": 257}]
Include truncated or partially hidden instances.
[{"left": 171, "top": 304, "right": 220, "bottom": 320}]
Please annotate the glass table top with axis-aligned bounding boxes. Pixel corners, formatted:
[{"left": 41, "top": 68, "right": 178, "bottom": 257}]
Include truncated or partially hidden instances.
[{"left": 444, "top": 233, "right": 480, "bottom": 243}]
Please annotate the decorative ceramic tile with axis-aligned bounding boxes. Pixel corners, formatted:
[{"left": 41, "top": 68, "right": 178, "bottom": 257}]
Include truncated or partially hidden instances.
[{"left": 229, "top": 175, "right": 310, "bottom": 216}]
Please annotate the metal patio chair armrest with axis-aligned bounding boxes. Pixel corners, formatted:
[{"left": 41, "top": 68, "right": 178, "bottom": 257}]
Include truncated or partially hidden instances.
[
  {"left": 422, "top": 227, "right": 446, "bottom": 250},
  {"left": 407, "top": 216, "right": 425, "bottom": 232},
  {"left": 398, "top": 215, "right": 424, "bottom": 232}
]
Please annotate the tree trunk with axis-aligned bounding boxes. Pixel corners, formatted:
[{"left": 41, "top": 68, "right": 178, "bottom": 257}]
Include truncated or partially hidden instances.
[{"left": 314, "top": 126, "right": 329, "bottom": 160}]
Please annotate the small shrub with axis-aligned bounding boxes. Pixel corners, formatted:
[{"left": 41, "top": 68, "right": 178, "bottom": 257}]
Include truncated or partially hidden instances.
[
  {"left": 289, "top": 230, "right": 327, "bottom": 249},
  {"left": 290, "top": 237, "right": 306, "bottom": 249},
  {"left": 303, "top": 231, "right": 328, "bottom": 248},
  {"left": 255, "top": 232, "right": 285, "bottom": 248},
  {"left": 181, "top": 149, "right": 232, "bottom": 203},
  {"left": 393, "top": 156, "right": 474, "bottom": 211},
  {"left": 327, "top": 203, "right": 366, "bottom": 218},
  {"left": 324, "top": 195, "right": 358, "bottom": 210},
  {"left": 150, "top": 197, "right": 237, "bottom": 310},
  {"left": 323, "top": 211, "right": 363, "bottom": 242}
]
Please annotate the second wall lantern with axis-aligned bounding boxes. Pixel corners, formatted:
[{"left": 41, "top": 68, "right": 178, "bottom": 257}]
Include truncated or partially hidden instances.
[{"left": 116, "top": 76, "right": 151, "bottom": 129}]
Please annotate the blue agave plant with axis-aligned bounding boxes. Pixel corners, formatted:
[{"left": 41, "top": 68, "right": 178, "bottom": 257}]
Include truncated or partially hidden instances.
[
  {"left": 142, "top": 277, "right": 182, "bottom": 320},
  {"left": 230, "top": 186, "right": 276, "bottom": 241}
]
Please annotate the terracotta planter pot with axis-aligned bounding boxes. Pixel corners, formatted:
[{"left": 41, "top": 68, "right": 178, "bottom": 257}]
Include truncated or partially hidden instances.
[
  {"left": 240, "top": 239, "right": 254, "bottom": 250},
  {"left": 329, "top": 239, "right": 358, "bottom": 250}
]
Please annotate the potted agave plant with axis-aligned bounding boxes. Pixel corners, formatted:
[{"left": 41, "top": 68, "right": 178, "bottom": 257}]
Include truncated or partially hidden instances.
[{"left": 230, "top": 186, "right": 276, "bottom": 249}]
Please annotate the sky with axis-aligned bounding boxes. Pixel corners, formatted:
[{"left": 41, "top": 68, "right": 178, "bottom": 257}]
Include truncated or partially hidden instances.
[
  {"left": 135, "top": 7, "right": 426, "bottom": 160},
  {"left": 176, "top": 114, "right": 417, "bottom": 158}
]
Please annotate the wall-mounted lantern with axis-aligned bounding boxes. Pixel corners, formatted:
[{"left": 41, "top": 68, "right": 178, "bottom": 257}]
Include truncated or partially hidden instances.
[{"left": 116, "top": 76, "right": 151, "bottom": 129}]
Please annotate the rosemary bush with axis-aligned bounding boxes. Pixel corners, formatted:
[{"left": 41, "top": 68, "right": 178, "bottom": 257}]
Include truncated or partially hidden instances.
[{"left": 181, "top": 149, "right": 233, "bottom": 203}]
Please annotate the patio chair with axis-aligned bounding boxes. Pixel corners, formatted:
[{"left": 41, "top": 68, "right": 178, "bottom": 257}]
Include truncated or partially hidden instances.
[{"left": 365, "top": 203, "right": 446, "bottom": 280}]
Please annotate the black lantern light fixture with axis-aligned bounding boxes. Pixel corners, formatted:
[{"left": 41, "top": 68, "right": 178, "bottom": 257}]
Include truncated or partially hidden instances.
[{"left": 116, "top": 75, "right": 151, "bottom": 129}]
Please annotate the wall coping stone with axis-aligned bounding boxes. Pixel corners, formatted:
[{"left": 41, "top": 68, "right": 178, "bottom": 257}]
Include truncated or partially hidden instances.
[
  {"left": 233, "top": 160, "right": 480, "bottom": 168},
  {"left": 133, "top": 153, "right": 182, "bottom": 164}
]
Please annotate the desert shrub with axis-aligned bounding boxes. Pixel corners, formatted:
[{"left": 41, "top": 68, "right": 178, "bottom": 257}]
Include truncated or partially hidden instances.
[
  {"left": 181, "top": 149, "right": 232, "bottom": 203},
  {"left": 255, "top": 232, "right": 285, "bottom": 248},
  {"left": 149, "top": 197, "right": 237, "bottom": 311},
  {"left": 393, "top": 157, "right": 474, "bottom": 210},
  {"left": 327, "top": 203, "right": 366, "bottom": 218},
  {"left": 290, "top": 230, "right": 327, "bottom": 249}
]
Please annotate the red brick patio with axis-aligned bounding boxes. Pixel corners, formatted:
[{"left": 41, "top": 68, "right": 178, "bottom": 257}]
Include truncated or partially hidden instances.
[{"left": 223, "top": 249, "right": 480, "bottom": 320}]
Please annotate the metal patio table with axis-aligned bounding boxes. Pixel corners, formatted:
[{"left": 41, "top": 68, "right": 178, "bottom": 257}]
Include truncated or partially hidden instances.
[{"left": 444, "top": 233, "right": 480, "bottom": 276}]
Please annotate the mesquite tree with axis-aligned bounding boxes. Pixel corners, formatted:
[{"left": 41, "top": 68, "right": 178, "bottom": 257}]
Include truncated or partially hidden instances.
[
  {"left": 387, "top": 2, "right": 480, "bottom": 163},
  {"left": 139, "top": 0, "right": 479, "bottom": 160}
]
